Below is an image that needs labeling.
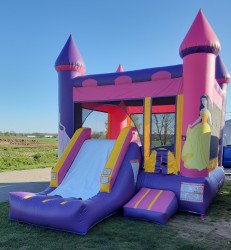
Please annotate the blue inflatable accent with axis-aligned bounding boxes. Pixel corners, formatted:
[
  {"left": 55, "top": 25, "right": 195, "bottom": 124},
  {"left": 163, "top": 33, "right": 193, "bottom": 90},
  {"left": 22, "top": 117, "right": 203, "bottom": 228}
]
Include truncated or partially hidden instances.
[
  {"left": 180, "top": 45, "right": 219, "bottom": 58},
  {"left": 73, "top": 65, "right": 183, "bottom": 87},
  {"left": 223, "top": 146, "right": 231, "bottom": 167},
  {"left": 73, "top": 61, "right": 229, "bottom": 87}
]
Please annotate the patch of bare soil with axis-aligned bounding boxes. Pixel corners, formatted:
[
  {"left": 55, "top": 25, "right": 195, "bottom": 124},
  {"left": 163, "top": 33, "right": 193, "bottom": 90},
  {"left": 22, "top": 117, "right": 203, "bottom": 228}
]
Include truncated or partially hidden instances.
[
  {"left": 212, "top": 219, "right": 231, "bottom": 239},
  {"left": 0, "top": 138, "right": 56, "bottom": 148},
  {"left": 169, "top": 213, "right": 231, "bottom": 242}
]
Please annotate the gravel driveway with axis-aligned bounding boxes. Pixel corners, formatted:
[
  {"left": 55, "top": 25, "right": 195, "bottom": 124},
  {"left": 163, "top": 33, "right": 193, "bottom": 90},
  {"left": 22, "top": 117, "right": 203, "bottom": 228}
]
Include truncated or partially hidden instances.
[{"left": 0, "top": 168, "right": 51, "bottom": 202}]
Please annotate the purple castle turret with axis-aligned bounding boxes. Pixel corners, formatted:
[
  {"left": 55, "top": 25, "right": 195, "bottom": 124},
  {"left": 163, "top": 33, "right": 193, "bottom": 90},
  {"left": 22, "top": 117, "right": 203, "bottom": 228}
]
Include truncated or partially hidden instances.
[
  {"left": 215, "top": 55, "right": 231, "bottom": 164},
  {"left": 215, "top": 55, "right": 231, "bottom": 85},
  {"left": 55, "top": 35, "right": 86, "bottom": 156}
]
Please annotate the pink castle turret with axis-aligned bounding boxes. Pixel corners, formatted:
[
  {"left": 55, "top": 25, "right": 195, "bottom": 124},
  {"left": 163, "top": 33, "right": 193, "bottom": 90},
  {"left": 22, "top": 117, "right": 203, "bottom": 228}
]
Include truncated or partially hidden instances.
[
  {"left": 116, "top": 64, "right": 124, "bottom": 72},
  {"left": 179, "top": 10, "right": 220, "bottom": 58},
  {"left": 180, "top": 10, "right": 221, "bottom": 177}
]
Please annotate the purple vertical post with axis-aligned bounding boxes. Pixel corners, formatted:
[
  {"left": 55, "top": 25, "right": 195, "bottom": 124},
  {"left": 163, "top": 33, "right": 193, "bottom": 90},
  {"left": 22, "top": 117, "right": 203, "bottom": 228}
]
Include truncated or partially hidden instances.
[{"left": 215, "top": 55, "right": 231, "bottom": 165}]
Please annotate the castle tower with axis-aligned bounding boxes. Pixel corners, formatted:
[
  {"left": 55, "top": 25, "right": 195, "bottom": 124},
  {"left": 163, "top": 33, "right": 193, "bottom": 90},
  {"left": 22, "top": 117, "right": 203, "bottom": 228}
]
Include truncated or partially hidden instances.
[
  {"left": 116, "top": 64, "right": 124, "bottom": 72},
  {"left": 55, "top": 35, "right": 86, "bottom": 156},
  {"left": 179, "top": 10, "right": 220, "bottom": 177},
  {"left": 215, "top": 55, "right": 230, "bottom": 87},
  {"left": 215, "top": 55, "right": 231, "bottom": 164}
]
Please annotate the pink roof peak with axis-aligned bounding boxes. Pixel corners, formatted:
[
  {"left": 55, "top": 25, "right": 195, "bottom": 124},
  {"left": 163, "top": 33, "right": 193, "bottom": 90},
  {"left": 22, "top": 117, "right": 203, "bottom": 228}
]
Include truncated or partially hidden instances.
[
  {"left": 116, "top": 64, "right": 124, "bottom": 72},
  {"left": 179, "top": 9, "right": 220, "bottom": 57}
]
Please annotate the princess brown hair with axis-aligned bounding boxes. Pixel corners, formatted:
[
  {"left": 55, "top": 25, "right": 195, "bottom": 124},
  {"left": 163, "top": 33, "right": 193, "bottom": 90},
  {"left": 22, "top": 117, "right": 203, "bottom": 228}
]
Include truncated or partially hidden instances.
[{"left": 199, "top": 94, "right": 211, "bottom": 113}]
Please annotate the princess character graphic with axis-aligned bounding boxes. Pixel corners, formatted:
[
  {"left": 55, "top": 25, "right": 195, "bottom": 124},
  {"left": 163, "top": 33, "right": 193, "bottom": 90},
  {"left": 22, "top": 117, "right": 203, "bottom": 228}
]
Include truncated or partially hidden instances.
[
  {"left": 182, "top": 95, "right": 212, "bottom": 171},
  {"left": 58, "top": 113, "right": 70, "bottom": 157}
]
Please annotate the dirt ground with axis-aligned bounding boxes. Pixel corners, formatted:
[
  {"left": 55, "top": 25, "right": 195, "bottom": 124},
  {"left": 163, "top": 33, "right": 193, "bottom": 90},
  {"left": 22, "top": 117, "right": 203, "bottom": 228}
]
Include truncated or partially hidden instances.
[
  {"left": 169, "top": 213, "right": 231, "bottom": 242},
  {"left": 0, "top": 138, "right": 56, "bottom": 147},
  {"left": 169, "top": 175, "right": 231, "bottom": 243}
]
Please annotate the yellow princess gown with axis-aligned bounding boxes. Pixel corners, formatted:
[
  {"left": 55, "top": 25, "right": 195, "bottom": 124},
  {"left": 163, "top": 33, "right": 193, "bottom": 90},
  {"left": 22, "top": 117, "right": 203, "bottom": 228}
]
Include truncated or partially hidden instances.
[{"left": 182, "top": 111, "right": 211, "bottom": 171}]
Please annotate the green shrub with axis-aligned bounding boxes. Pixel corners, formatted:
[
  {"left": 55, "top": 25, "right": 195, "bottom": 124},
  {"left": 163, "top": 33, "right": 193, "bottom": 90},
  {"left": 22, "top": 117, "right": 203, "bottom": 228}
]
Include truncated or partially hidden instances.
[{"left": 33, "top": 153, "right": 41, "bottom": 161}]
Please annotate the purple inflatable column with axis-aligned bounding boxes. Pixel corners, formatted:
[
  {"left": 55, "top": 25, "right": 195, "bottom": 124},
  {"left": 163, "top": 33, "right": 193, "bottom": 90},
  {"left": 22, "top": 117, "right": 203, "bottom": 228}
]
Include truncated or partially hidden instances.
[
  {"left": 215, "top": 56, "right": 231, "bottom": 165},
  {"left": 55, "top": 35, "right": 86, "bottom": 157},
  {"left": 179, "top": 10, "right": 220, "bottom": 177}
]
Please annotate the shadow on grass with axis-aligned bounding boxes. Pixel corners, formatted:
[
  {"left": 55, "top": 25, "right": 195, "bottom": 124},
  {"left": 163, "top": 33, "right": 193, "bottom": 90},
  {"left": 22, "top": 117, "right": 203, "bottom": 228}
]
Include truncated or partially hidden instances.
[{"left": 0, "top": 182, "right": 49, "bottom": 202}]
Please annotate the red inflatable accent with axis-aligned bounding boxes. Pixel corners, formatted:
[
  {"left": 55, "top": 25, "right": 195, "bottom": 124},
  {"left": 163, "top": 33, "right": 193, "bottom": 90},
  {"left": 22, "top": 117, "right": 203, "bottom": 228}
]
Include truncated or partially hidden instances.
[
  {"left": 108, "top": 107, "right": 128, "bottom": 139},
  {"left": 127, "top": 105, "right": 175, "bottom": 114},
  {"left": 56, "top": 65, "right": 86, "bottom": 74},
  {"left": 82, "top": 103, "right": 175, "bottom": 115}
]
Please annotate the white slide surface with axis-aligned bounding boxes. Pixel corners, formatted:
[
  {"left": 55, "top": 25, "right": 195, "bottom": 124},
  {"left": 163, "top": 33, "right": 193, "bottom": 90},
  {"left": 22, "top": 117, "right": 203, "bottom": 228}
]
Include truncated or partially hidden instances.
[{"left": 48, "top": 139, "right": 115, "bottom": 200}]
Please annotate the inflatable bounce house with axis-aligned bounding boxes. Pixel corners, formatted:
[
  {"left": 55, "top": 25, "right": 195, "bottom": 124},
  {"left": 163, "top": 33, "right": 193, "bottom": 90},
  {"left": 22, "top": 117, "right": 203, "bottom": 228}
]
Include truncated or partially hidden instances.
[{"left": 9, "top": 10, "right": 230, "bottom": 234}]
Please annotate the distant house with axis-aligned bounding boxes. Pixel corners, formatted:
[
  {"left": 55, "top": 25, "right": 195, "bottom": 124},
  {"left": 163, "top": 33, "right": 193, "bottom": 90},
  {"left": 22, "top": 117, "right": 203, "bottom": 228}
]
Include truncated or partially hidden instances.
[
  {"left": 44, "top": 135, "right": 53, "bottom": 138},
  {"left": 224, "top": 119, "right": 231, "bottom": 145},
  {"left": 27, "top": 135, "right": 36, "bottom": 138}
]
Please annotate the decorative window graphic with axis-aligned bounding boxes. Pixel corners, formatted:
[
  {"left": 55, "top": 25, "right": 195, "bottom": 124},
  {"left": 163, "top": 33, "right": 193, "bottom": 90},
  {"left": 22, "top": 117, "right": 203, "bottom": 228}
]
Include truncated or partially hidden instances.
[
  {"left": 51, "top": 172, "right": 56, "bottom": 180},
  {"left": 101, "top": 176, "right": 109, "bottom": 184},
  {"left": 103, "top": 169, "right": 112, "bottom": 175},
  {"left": 180, "top": 182, "right": 204, "bottom": 203}
]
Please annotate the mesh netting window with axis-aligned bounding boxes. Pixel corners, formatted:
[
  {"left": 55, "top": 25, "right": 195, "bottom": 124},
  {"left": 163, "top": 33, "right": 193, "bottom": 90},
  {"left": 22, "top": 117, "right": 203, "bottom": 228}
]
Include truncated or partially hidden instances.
[
  {"left": 82, "top": 109, "right": 108, "bottom": 139},
  {"left": 151, "top": 113, "right": 175, "bottom": 148},
  {"left": 151, "top": 97, "right": 176, "bottom": 151}
]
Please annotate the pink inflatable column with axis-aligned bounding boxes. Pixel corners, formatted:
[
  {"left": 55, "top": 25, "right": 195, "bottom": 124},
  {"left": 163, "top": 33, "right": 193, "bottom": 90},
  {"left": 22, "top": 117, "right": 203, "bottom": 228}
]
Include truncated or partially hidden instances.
[{"left": 179, "top": 10, "right": 221, "bottom": 177}]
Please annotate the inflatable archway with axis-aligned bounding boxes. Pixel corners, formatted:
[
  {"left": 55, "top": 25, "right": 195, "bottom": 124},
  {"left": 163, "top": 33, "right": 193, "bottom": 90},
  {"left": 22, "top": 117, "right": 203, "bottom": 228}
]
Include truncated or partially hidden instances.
[{"left": 81, "top": 103, "right": 144, "bottom": 143}]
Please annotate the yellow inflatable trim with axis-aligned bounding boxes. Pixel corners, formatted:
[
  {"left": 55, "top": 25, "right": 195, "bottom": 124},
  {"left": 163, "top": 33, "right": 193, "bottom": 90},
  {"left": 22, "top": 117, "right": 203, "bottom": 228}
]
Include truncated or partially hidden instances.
[
  {"left": 50, "top": 128, "right": 85, "bottom": 187},
  {"left": 144, "top": 149, "right": 178, "bottom": 175},
  {"left": 147, "top": 190, "right": 163, "bottom": 210},
  {"left": 144, "top": 150, "right": 157, "bottom": 173},
  {"left": 100, "top": 126, "right": 133, "bottom": 193}
]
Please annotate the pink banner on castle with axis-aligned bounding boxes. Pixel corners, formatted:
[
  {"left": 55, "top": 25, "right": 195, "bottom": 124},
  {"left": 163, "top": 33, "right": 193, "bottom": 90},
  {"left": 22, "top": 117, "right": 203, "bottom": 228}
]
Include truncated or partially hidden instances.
[{"left": 73, "top": 78, "right": 183, "bottom": 102}]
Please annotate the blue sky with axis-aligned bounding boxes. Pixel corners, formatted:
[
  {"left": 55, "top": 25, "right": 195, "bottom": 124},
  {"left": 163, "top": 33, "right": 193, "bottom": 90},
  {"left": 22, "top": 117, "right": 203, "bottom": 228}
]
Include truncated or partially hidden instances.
[{"left": 0, "top": 0, "right": 231, "bottom": 133}]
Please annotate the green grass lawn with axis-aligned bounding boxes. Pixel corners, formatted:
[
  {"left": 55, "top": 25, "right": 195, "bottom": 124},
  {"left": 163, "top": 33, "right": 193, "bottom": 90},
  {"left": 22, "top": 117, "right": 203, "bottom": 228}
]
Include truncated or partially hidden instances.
[
  {"left": 0, "top": 135, "right": 58, "bottom": 172},
  {"left": 0, "top": 134, "right": 230, "bottom": 249},
  {"left": 0, "top": 181, "right": 230, "bottom": 249}
]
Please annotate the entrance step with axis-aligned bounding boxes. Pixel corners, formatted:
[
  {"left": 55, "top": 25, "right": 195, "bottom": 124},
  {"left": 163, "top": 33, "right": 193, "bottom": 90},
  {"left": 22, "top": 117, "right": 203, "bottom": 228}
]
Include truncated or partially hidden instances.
[{"left": 123, "top": 188, "right": 178, "bottom": 224}]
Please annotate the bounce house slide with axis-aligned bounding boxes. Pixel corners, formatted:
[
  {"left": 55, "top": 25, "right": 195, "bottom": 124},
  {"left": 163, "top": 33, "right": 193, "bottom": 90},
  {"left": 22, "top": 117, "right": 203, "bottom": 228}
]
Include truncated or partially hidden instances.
[
  {"left": 48, "top": 139, "right": 116, "bottom": 199},
  {"left": 9, "top": 127, "right": 141, "bottom": 235}
]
